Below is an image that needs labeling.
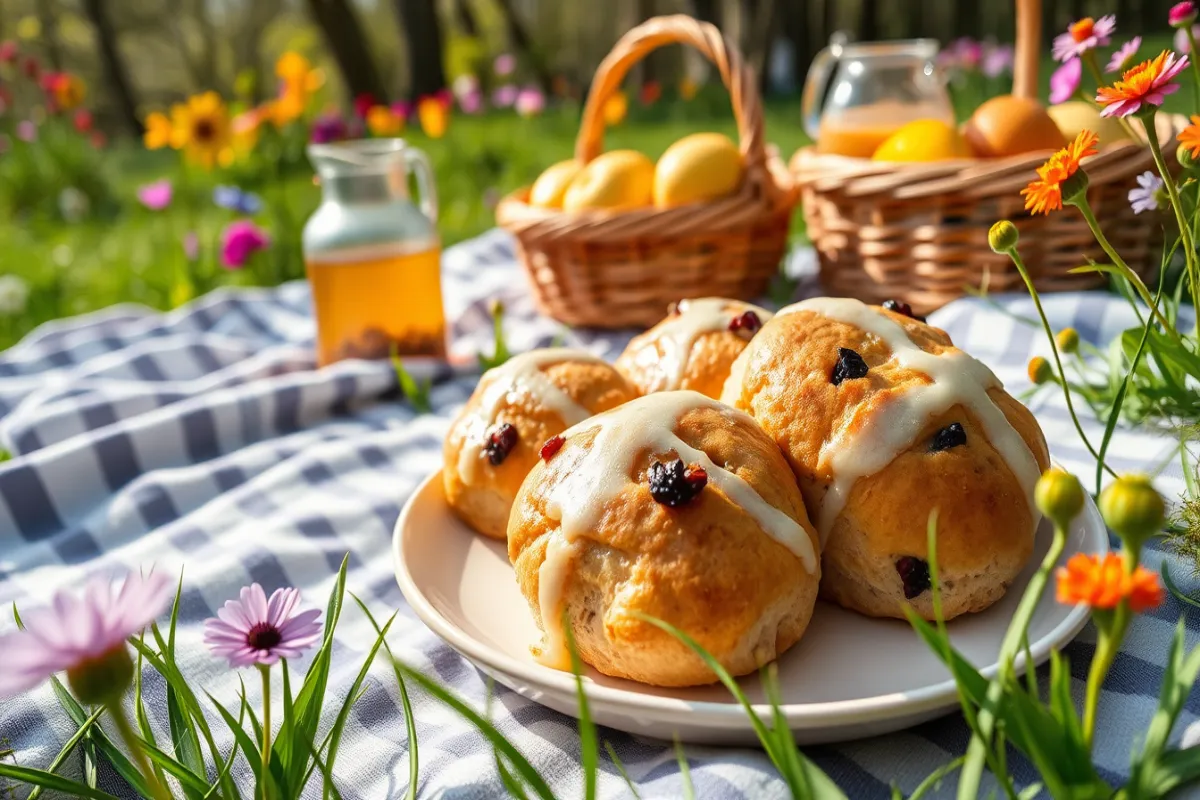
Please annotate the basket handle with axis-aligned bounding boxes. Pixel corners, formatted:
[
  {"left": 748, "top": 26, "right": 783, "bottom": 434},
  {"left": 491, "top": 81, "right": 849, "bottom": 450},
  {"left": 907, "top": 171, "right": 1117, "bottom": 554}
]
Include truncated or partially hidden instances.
[
  {"left": 1013, "top": 0, "right": 1041, "bottom": 100},
  {"left": 575, "top": 15, "right": 768, "bottom": 178}
]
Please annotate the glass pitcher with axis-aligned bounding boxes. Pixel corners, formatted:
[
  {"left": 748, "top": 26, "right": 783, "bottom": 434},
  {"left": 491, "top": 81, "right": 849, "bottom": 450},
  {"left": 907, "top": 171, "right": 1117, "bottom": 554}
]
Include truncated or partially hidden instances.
[
  {"left": 802, "top": 36, "right": 954, "bottom": 159},
  {"left": 303, "top": 139, "right": 446, "bottom": 366}
]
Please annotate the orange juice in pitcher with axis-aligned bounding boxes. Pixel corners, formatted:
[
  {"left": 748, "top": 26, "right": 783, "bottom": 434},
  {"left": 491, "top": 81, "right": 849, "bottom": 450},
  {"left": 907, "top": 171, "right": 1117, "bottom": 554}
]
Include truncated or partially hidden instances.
[{"left": 303, "top": 139, "right": 446, "bottom": 366}]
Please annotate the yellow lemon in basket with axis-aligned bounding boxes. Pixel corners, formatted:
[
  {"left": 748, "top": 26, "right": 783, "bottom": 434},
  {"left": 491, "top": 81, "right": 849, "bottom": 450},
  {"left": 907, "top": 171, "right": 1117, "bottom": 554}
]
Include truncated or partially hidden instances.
[
  {"left": 872, "top": 119, "right": 972, "bottom": 162},
  {"left": 1047, "top": 101, "right": 1129, "bottom": 146},
  {"left": 563, "top": 150, "right": 655, "bottom": 212},
  {"left": 653, "top": 132, "right": 744, "bottom": 208},
  {"left": 530, "top": 159, "right": 583, "bottom": 209}
]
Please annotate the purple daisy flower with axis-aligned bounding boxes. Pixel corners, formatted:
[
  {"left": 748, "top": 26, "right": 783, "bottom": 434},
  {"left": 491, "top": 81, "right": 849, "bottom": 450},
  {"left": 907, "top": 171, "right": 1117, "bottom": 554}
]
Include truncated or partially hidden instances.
[
  {"left": 981, "top": 42, "right": 1014, "bottom": 77},
  {"left": 1052, "top": 15, "right": 1116, "bottom": 63},
  {"left": 492, "top": 84, "right": 518, "bottom": 108},
  {"left": 310, "top": 112, "right": 348, "bottom": 144},
  {"left": 515, "top": 86, "right": 546, "bottom": 117},
  {"left": 204, "top": 584, "right": 321, "bottom": 668},
  {"left": 1108, "top": 37, "right": 1142, "bottom": 73},
  {"left": 1128, "top": 171, "right": 1165, "bottom": 214},
  {"left": 0, "top": 572, "right": 172, "bottom": 699},
  {"left": 1049, "top": 58, "right": 1082, "bottom": 104}
]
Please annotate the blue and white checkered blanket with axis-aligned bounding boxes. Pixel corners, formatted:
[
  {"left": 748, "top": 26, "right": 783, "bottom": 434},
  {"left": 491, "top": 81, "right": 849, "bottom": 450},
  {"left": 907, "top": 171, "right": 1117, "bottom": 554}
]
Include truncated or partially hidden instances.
[{"left": 0, "top": 228, "right": 1195, "bottom": 799}]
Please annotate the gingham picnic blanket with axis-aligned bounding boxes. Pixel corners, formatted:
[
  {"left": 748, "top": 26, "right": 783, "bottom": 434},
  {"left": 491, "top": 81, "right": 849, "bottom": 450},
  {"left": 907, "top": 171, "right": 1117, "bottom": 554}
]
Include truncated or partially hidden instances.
[{"left": 0, "top": 228, "right": 1195, "bottom": 800}]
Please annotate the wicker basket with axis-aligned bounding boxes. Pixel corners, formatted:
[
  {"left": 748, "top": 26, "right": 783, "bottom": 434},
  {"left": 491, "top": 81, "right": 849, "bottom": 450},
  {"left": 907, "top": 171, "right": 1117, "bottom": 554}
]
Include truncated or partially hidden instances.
[
  {"left": 792, "top": 0, "right": 1180, "bottom": 314},
  {"left": 496, "top": 15, "right": 798, "bottom": 328}
]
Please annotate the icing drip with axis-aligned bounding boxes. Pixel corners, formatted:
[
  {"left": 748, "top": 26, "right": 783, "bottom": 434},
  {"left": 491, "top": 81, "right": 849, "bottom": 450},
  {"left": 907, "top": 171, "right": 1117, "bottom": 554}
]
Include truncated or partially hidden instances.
[
  {"left": 776, "top": 298, "right": 1042, "bottom": 542},
  {"left": 630, "top": 298, "right": 773, "bottom": 392},
  {"left": 533, "top": 390, "right": 817, "bottom": 669},
  {"left": 457, "top": 348, "right": 605, "bottom": 485}
]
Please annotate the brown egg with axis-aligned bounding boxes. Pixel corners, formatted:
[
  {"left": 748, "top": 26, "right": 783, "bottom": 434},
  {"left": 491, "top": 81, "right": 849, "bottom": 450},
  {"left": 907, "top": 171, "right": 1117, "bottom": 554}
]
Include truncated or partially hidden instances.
[{"left": 964, "top": 95, "right": 1067, "bottom": 158}]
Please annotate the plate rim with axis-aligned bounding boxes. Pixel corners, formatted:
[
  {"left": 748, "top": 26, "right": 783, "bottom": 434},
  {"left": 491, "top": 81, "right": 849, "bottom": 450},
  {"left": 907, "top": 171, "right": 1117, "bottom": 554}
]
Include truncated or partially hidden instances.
[{"left": 394, "top": 468, "right": 1105, "bottom": 727}]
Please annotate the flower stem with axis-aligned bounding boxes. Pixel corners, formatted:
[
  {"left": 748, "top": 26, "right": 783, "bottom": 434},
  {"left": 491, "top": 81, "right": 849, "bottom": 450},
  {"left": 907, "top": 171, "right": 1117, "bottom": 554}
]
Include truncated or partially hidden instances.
[
  {"left": 1004, "top": 245, "right": 1116, "bottom": 477},
  {"left": 259, "top": 665, "right": 272, "bottom": 800},
  {"left": 1141, "top": 113, "right": 1200, "bottom": 334},
  {"left": 1081, "top": 549, "right": 1139, "bottom": 749},
  {"left": 1186, "top": 28, "right": 1200, "bottom": 110},
  {"left": 109, "top": 701, "right": 170, "bottom": 800}
]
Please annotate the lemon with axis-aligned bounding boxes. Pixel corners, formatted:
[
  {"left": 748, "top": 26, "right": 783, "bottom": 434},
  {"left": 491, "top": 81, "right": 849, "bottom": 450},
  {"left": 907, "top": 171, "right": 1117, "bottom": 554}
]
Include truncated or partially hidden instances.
[
  {"left": 562, "top": 150, "right": 655, "bottom": 212},
  {"left": 872, "top": 119, "right": 972, "bottom": 162},
  {"left": 653, "top": 132, "right": 744, "bottom": 208},
  {"left": 529, "top": 159, "right": 583, "bottom": 209}
]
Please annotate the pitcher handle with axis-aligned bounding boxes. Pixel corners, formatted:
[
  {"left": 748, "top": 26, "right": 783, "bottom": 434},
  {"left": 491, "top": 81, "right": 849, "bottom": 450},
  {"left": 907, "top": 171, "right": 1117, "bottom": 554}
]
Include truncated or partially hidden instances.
[
  {"left": 404, "top": 148, "right": 439, "bottom": 224},
  {"left": 800, "top": 33, "right": 848, "bottom": 140}
]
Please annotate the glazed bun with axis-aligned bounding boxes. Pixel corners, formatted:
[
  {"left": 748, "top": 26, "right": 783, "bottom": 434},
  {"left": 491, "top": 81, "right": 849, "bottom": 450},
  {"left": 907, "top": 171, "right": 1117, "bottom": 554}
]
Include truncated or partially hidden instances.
[
  {"left": 508, "top": 390, "right": 821, "bottom": 687},
  {"left": 615, "top": 298, "right": 773, "bottom": 398},
  {"left": 444, "top": 349, "right": 638, "bottom": 539},
  {"left": 721, "top": 298, "right": 1049, "bottom": 621}
]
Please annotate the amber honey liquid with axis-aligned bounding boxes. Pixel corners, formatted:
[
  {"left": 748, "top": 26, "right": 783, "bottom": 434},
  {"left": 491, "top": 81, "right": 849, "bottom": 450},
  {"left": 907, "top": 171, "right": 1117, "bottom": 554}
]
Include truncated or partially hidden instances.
[{"left": 306, "top": 243, "right": 446, "bottom": 366}]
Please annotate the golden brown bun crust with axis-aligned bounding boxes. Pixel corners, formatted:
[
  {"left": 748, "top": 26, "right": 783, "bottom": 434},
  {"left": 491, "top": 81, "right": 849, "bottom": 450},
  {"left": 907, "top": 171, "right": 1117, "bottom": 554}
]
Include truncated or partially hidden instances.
[
  {"left": 616, "top": 328, "right": 749, "bottom": 399},
  {"left": 508, "top": 401, "right": 821, "bottom": 687},
  {"left": 721, "top": 308, "right": 1049, "bottom": 620},
  {"left": 443, "top": 357, "right": 638, "bottom": 538}
]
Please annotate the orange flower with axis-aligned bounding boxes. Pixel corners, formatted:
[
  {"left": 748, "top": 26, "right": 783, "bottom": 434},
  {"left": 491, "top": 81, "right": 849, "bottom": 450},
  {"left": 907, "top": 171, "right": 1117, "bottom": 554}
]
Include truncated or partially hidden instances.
[
  {"left": 365, "top": 105, "right": 403, "bottom": 137},
  {"left": 1056, "top": 552, "right": 1164, "bottom": 612},
  {"left": 1095, "top": 50, "right": 1189, "bottom": 118},
  {"left": 143, "top": 111, "right": 172, "bottom": 150},
  {"left": 1020, "top": 130, "right": 1100, "bottom": 215},
  {"left": 417, "top": 96, "right": 447, "bottom": 139},
  {"left": 1179, "top": 114, "right": 1200, "bottom": 158},
  {"left": 603, "top": 91, "right": 628, "bottom": 127}
]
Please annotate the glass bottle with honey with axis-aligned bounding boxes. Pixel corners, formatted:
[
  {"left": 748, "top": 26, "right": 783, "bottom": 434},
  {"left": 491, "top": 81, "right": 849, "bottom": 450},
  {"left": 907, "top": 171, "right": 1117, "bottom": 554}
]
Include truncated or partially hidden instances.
[{"left": 303, "top": 139, "right": 446, "bottom": 366}]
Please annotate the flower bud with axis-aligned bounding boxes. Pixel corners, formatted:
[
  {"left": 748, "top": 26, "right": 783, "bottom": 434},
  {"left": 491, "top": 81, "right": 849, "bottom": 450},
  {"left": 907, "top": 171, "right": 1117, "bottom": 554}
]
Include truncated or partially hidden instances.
[
  {"left": 1055, "top": 327, "right": 1080, "bottom": 353},
  {"left": 67, "top": 644, "right": 134, "bottom": 706},
  {"left": 1060, "top": 168, "right": 1090, "bottom": 204},
  {"left": 1027, "top": 356, "right": 1053, "bottom": 384},
  {"left": 1178, "top": 143, "right": 1199, "bottom": 170},
  {"left": 988, "top": 220, "right": 1019, "bottom": 253},
  {"left": 1170, "top": 1, "right": 1198, "bottom": 29},
  {"left": 1099, "top": 474, "right": 1165, "bottom": 548},
  {"left": 1035, "top": 468, "right": 1085, "bottom": 528}
]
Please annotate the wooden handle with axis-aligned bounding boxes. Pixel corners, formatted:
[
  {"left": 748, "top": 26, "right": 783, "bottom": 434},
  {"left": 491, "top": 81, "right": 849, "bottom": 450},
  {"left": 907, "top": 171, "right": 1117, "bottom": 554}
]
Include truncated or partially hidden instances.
[
  {"left": 575, "top": 15, "right": 768, "bottom": 178},
  {"left": 1013, "top": 0, "right": 1041, "bottom": 100}
]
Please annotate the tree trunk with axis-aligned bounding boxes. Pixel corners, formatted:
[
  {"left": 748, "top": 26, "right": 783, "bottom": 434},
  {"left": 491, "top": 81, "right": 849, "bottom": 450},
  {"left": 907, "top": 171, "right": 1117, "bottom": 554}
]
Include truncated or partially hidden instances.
[
  {"left": 394, "top": 0, "right": 448, "bottom": 98},
  {"left": 304, "top": 0, "right": 389, "bottom": 102},
  {"left": 859, "top": 0, "right": 879, "bottom": 41},
  {"left": 80, "top": 0, "right": 143, "bottom": 135},
  {"left": 492, "top": 0, "right": 554, "bottom": 93},
  {"left": 692, "top": 0, "right": 719, "bottom": 25},
  {"left": 37, "top": 0, "right": 64, "bottom": 71}
]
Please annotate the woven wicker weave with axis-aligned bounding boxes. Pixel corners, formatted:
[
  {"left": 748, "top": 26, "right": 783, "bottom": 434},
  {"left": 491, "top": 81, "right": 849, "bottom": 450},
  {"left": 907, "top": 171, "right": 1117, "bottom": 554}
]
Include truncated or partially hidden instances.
[
  {"left": 495, "top": 15, "right": 798, "bottom": 328},
  {"left": 792, "top": 0, "right": 1180, "bottom": 314}
]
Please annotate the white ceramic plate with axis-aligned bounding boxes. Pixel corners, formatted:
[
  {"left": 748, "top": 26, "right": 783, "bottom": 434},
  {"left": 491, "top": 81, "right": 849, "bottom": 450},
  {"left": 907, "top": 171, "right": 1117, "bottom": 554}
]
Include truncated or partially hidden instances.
[{"left": 393, "top": 470, "right": 1107, "bottom": 745}]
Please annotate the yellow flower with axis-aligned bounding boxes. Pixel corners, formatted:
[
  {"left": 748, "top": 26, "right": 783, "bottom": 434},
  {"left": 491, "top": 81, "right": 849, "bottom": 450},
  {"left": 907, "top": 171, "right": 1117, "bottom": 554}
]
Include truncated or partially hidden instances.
[
  {"left": 418, "top": 97, "right": 447, "bottom": 139},
  {"left": 276, "top": 52, "right": 324, "bottom": 93},
  {"left": 603, "top": 91, "right": 628, "bottom": 126},
  {"left": 679, "top": 77, "right": 699, "bottom": 101},
  {"left": 366, "top": 105, "right": 403, "bottom": 136},
  {"left": 170, "top": 91, "right": 232, "bottom": 170},
  {"left": 143, "top": 111, "right": 173, "bottom": 150}
]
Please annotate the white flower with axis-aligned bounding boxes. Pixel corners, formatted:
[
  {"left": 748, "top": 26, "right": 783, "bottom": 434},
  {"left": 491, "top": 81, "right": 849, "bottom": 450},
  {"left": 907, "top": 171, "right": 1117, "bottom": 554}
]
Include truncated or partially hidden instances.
[{"left": 0, "top": 274, "right": 30, "bottom": 315}]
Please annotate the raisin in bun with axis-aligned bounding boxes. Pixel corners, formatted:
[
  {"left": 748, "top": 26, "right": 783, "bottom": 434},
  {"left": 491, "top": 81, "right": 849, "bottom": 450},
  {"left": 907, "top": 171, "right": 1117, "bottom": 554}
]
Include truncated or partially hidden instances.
[
  {"left": 721, "top": 297, "right": 1050, "bottom": 621},
  {"left": 444, "top": 349, "right": 638, "bottom": 539},
  {"left": 615, "top": 298, "right": 772, "bottom": 399},
  {"left": 508, "top": 390, "right": 820, "bottom": 687}
]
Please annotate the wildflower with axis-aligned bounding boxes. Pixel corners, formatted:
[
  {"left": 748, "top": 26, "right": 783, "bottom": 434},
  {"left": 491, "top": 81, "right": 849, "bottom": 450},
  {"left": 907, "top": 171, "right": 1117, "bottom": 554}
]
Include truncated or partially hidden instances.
[
  {"left": 981, "top": 42, "right": 1015, "bottom": 77},
  {"left": 603, "top": 91, "right": 629, "bottom": 126},
  {"left": 16, "top": 119, "right": 35, "bottom": 142},
  {"left": 58, "top": 187, "right": 89, "bottom": 222},
  {"left": 494, "top": 53, "right": 516, "bottom": 77},
  {"left": 270, "top": 88, "right": 307, "bottom": 126},
  {"left": 940, "top": 37, "right": 983, "bottom": 70},
  {"left": 453, "top": 74, "right": 478, "bottom": 100},
  {"left": 136, "top": 179, "right": 173, "bottom": 211},
  {"left": 1096, "top": 50, "right": 1189, "bottom": 118},
  {"left": 459, "top": 88, "right": 482, "bottom": 114},
  {"left": 183, "top": 232, "right": 199, "bottom": 262},
  {"left": 1052, "top": 16, "right": 1116, "bottom": 63},
  {"left": 1027, "top": 355, "right": 1053, "bottom": 384},
  {"left": 0, "top": 274, "right": 29, "bottom": 315},
  {"left": 1108, "top": 37, "right": 1142, "bottom": 73},
  {"left": 639, "top": 80, "right": 662, "bottom": 106},
  {"left": 680, "top": 77, "right": 699, "bottom": 100},
  {"left": 1035, "top": 468, "right": 1085, "bottom": 528},
  {"left": 213, "top": 185, "right": 262, "bottom": 215},
  {"left": 491, "top": 84, "right": 518, "bottom": 108},
  {"left": 0, "top": 40, "right": 17, "bottom": 63},
  {"left": 143, "top": 111, "right": 172, "bottom": 149},
  {"left": 365, "top": 104, "right": 403, "bottom": 136},
  {"left": 1128, "top": 170, "right": 1165, "bottom": 214},
  {"left": 391, "top": 100, "right": 413, "bottom": 120},
  {"left": 1055, "top": 327, "right": 1080, "bottom": 353},
  {"left": 515, "top": 86, "right": 545, "bottom": 117},
  {"left": 228, "top": 109, "right": 262, "bottom": 155},
  {"left": 1179, "top": 114, "right": 1200, "bottom": 159},
  {"left": 988, "top": 220, "right": 1019, "bottom": 252},
  {"left": 89, "top": 132, "right": 106, "bottom": 149},
  {"left": 1021, "top": 130, "right": 1099, "bottom": 215},
  {"left": 21, "top": 55, "right": 38, "bottom": 80},
  {"left": 43, "top": 72, "right": 84, "bottom": 111},
  {"left": 1099, "top": 474, "right": 1166, "bottom": 549},
  {"left": 1056, "top": 552, "right": 1163, "bottom": 612},
  {"left": 72, "top": 108, "right": 92, "bottom": 133},
  {"left": 220, "top": 220, "right": 270, "bottom": 269},
  {"left": 0, "top": 572, "right": 171, "bottom": 702},
  {"left": 434, "top": 88, "right": 453, "bottom": 109},
  {"left": 1049, "top": 58, "right": 1082, "bottom": 104},
  {"left": 203, "top": 584, "right": 321, "bottom": 668},
  {"left": 1177, "top": 25, "right": 1200, "bottom": 53},
  {"left": 353, "top": 93, "right": 377, "bottom": 119},
  {"left": 276, "top": 51, "right": 323, "bottom": 95},
  {"left": 454, "top": 75, "right": 483, "bottom": 114},
  {"left": 310, "top": 112, "right": 348, "bottom": 144},
  {"left": 418, "top": 95, "right": 448, "bottom": 138},
  {"left": 1170, "top": 1, "right": 1198, "bottom": 28},
  {"left": 170, "top": 92, "right": 232, "bottom": 169}
]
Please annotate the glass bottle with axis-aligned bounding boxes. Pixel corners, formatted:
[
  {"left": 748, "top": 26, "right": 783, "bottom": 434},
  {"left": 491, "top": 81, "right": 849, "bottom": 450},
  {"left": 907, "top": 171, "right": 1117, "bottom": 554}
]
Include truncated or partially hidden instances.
[{"left": 303, "top": 139, "right": 446, "bottom": 366}]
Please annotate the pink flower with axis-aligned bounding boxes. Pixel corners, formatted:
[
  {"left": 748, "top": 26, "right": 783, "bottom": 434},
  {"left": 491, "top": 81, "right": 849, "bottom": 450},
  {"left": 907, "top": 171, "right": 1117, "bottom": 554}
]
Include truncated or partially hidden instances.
[
  {"left": 1170, "top": 1, "right": 1198, "bottom": 28},
  {"left": 16, "top": 119, "right": 35, "bottom": 142},
  {"left": 981, "top": 43, "right": 1014, "bottom": 77},
  {"left": 136, "top": 179, "right": 173, "bottom": 211},
  {"left": 1178, "top": 25, "right": 1200, "bottom": 53},
  {"left": 1052, "top": 15, "right": 1116, "bottom": 62},
  {"left": 1050, "top": 58, "right": 1082, "bottom": 104},
  {"left": 390, "top": 100, "right": 413, "bottom": 120},
  {"left": 220, "top": 220, "right": 270, "bottom": 269},
  {"left": 183, "top": 231, "right": 199, "bottom": 261},
  {"left": 492, "top": 84, "right": 518, "bottom": 108},
  {"left": 203, "top": 584, "right": 322, "bottom": 668},
  {"left": 0, "top": 572, "right": 172, "bottom": 699},
  {"left": 459, "top": 89, "right": 482, "bottom": 114},
  {"left": 1097, "top": 50, "right": 1190, "bottom": 118},
  {"left": 1108, "top": 37, "right": 1142, "bottom": 73},
  {"left": 0, "top": 40, "right": 17, "bottom": 64},
  {"left": 515, "top": 86, "right": 545, "bottom": 117},
  {"left": 494, "top": 53, "right": 516, "bottom": 76}
]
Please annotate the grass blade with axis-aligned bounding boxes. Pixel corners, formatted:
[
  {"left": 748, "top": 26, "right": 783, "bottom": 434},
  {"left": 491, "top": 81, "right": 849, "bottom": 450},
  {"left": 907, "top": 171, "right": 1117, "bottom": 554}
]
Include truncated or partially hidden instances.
[
  {"left": 137, "top": 738, "right": 212, "bottom": 795},
  {"left": 323, "top": 612, "right": 396, "bottom": 783},
  {"left": 674, "top": 737, "right": 694, "bottom": 800},
  {"left": 206, "top": 691, "right": 262, "bottom": 777},
  {"left": 494, "top": 751, "right": 533, "bottom": 800},
  {"left": 563, "top": 616, "right": 597, "bottom": 800},
  {"left": 45, "top": 678, "right": 152, "bottom": 798},
  {"left": 603, "top": 742, "right": 641, "bottom": 800},
  {"left": 0, "top": 763, "right": 121, "bottom": 799},
  {"left": 907, "top": 757, "right": 965, "bottom": 800},
  {"left": 133, "top": 634, "right": 169, "bottom": 791},
  {"left": 24, "top": 706, "right": 105, "bottom": 800}
]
